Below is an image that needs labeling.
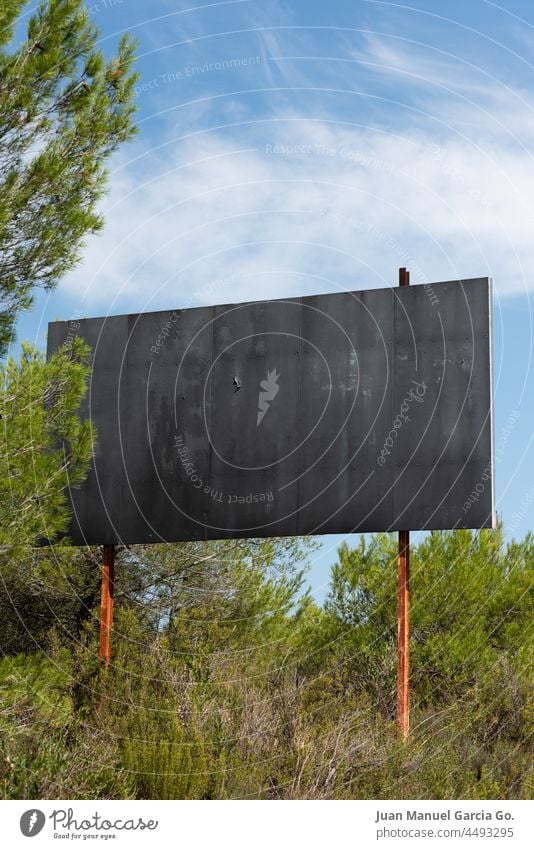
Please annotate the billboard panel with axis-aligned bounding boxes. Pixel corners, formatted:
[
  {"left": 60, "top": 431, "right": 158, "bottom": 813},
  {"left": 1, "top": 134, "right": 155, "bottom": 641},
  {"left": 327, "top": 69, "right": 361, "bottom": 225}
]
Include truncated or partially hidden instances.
[{"left": 47, "top": 278, "right": 494, "bottom": 544}]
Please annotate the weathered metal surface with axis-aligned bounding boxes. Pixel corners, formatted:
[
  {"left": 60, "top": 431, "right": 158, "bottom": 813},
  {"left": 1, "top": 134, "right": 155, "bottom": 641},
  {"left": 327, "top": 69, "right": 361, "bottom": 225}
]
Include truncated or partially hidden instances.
[
  {"left": 397, "top": 527, "right": 410, "bottom": 738},
  {"left": 397, "top": 266, "right": 411, "bottom": 741},
  {"left": 99, "top": 544, "right": 115, "bottom": 664},
  {"left": 392, "top": 279, "right": 493, "bottom": 529},
  {"left": 47, "top": 278, "right": 494, "bottom": 545}
]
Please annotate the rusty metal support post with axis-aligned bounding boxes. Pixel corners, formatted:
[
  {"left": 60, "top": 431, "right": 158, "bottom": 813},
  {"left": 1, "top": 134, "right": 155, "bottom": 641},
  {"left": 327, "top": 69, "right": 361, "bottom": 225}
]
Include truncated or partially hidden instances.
[
  {"left": 397, "top": 268, "right": 410, "bottom": 738},
  {"left": 99, "top": 544, "right": 115, "bottom": 664},
  {"left": 397, "top": 528, "right": 410, "bottom": 738}
]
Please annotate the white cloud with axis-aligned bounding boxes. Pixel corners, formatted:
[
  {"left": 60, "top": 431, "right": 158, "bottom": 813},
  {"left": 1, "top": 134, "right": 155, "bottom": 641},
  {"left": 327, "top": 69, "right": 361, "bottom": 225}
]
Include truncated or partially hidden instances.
[
  {"left": 349, "top": 31, "right": 534, "bottom": 142},
  {"left": 59, "top": 24, "right": 534, "bottom": 315},
  {"left": 61, "top": 114, "right": 534, "bottom": 315}
]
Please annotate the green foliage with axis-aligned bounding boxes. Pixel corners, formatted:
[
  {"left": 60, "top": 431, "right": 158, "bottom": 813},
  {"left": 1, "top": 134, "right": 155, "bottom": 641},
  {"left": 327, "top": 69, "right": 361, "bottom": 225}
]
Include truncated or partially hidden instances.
[
  {"left": 0, "top": 339, "right": 94, "bottom": 653},
  {"left": 0, "top": 337, "right": 93, "bottom": 551},
  {"left": 0, "top": 648, "right": 129, "bottom": 798},
  {"left": 0, "top": 525, "right": 531, "bottom": 800},
  {"left": 0, "top": 0, "right": 138, "bottom": 353}
]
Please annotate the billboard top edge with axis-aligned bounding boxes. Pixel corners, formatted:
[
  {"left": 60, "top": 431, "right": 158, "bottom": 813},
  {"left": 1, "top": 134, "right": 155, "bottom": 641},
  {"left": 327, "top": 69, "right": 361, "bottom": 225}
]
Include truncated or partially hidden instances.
[{"left": 47, "top": 276, "right": 490, "bottom": 329}]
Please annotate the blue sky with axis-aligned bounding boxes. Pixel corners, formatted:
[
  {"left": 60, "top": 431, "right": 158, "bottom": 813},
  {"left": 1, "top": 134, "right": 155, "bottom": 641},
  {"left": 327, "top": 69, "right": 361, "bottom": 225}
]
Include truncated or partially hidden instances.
[{"left": 13, "top": 0, "right": 534, "bottom": 598}]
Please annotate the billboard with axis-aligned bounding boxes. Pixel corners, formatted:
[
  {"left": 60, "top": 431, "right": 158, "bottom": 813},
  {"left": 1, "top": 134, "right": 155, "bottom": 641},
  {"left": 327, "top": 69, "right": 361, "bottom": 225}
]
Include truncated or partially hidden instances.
[{"left": 47, "top": 277, "right": 494, "bottom": 545}]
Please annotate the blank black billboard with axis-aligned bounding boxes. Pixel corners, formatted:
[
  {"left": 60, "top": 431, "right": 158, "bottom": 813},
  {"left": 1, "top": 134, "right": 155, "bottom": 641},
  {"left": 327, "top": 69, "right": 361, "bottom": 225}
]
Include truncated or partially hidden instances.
[{"left": 47, "top": 278, "right": 494, "bottom": 545}]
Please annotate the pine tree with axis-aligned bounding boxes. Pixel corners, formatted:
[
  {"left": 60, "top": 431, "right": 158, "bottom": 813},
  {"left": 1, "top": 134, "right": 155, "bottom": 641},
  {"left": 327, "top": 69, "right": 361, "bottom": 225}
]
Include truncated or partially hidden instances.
[
  {"left": 0, "top": 336, "right": 93, "bottom": 554},
  {"left": 0, "top": 336, "right": 94, "bottom": 653},
  {"left": 0, "top": 0, "right": 138, "bottom": 354}
]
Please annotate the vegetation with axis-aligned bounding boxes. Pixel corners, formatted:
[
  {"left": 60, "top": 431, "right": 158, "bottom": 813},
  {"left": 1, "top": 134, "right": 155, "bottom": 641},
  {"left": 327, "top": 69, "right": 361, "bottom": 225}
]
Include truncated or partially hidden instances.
[
  {"left": 0, "top": 0, "right": 138, "bottom": 355},
  {"left": 0, "top": 516, "right": 532, "bottom": 798}
]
